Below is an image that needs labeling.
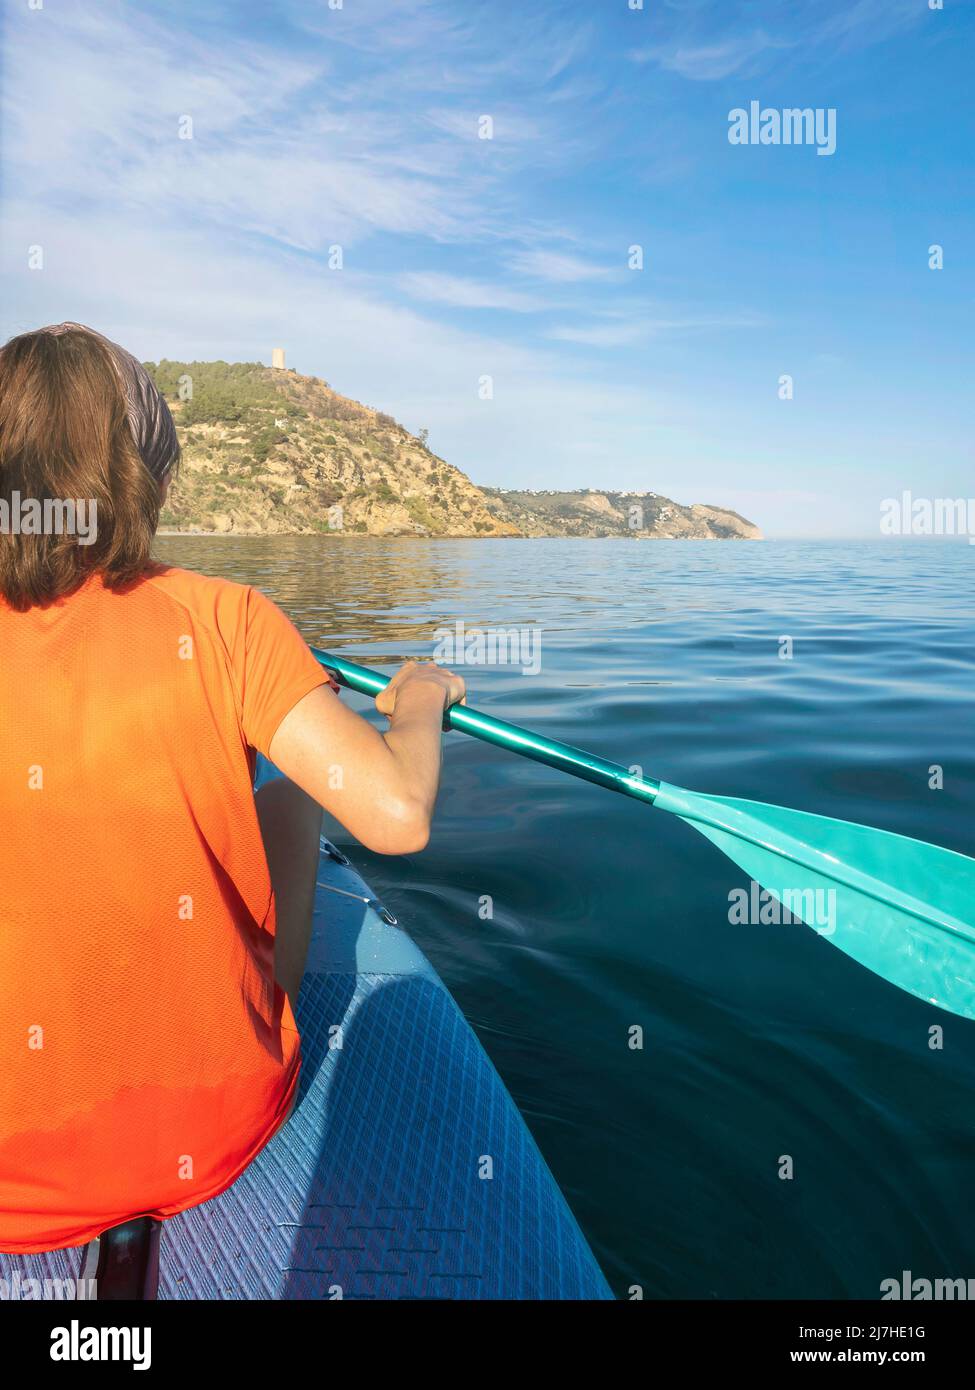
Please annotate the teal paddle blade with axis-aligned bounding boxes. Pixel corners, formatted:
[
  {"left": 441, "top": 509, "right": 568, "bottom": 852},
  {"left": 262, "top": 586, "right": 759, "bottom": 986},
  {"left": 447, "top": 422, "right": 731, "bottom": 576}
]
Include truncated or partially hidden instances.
[{"left": 653, "top": 782, "right": 975, "bottom": 1020}]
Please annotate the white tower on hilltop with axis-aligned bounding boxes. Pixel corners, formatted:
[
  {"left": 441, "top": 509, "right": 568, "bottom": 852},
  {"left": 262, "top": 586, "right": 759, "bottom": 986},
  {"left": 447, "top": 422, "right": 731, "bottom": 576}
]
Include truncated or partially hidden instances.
[{"left": 271, "top": 347, "right": 286, "bottom": 370}]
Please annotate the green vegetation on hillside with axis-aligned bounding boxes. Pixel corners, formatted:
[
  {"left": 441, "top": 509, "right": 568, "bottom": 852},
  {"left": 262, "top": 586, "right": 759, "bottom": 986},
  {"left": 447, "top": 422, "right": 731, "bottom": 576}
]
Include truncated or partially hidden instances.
[
  {"left": 145, "top": 360, "right": 306, "bottom": 426},
  {"left": 147, "top": 358, "right": 517, "bottom": 538}
]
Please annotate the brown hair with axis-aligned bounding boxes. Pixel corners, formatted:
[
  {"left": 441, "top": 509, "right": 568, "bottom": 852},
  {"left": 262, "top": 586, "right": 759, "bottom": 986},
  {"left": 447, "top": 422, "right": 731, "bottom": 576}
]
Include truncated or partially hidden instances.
[{"left": 0, "top": 324, "right": 179, "bottom": 610}]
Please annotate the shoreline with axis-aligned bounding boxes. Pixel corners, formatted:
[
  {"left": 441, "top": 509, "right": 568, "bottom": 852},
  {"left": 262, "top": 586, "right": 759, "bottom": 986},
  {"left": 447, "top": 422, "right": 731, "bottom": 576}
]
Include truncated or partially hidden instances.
[{"left": 155, "top": 529, "right": 765, "bottom": 541}]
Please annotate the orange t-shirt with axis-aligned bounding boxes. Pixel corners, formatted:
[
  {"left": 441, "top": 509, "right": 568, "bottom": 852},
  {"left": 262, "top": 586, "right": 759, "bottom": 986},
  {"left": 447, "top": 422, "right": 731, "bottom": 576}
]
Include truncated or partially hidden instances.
[{"left": 0, "top": 564, "right": 329, "bottom": 1253}]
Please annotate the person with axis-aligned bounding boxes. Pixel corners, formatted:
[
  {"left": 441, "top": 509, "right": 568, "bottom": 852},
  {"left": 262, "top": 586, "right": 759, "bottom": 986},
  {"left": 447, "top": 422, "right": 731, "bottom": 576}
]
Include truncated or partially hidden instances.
[{"left": 0, "top": 323, "right": 465, "bottom": 1255}]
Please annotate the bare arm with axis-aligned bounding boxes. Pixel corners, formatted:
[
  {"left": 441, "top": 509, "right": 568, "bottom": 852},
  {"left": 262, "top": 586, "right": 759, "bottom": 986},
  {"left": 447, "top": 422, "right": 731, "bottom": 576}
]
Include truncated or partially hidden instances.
[{"left": 268, "top": 661, "right": 465, "bottom": 854}]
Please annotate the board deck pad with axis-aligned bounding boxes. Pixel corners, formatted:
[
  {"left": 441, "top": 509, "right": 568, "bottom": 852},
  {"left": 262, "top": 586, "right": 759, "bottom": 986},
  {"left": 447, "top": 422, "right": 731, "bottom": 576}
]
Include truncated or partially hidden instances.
[{"left": 1, "top": 825, "right": 611, "bottom": 1299}]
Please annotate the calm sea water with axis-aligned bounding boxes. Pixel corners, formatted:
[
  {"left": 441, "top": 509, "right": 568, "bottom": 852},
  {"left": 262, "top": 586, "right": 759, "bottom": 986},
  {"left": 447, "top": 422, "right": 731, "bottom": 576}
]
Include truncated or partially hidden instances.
[{"left": 155, "top": 535, "right": 975, "bottom": 1298}]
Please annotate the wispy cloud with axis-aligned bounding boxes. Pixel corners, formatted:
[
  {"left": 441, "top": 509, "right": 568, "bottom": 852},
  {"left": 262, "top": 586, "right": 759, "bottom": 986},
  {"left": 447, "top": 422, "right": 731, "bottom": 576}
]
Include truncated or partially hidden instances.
[
  {"left": 636, "top": 0, "right": 926, "bottom": 82},
  {"left": 398, "top": 273, "right": 545, "bottom": 312},
  {"left": 814, "top": 0, "right": 929, "bottom": 50},
  {"left": 548, "top": 309, "right": 764, "bottom": 346},
  {"left": 509, "top": 250, "right": 616, "bottom": 283},
  {"left": 0, "top": 8, "right": 497, "bottom": 250},
  {"left": 547, "top": 322, "right": 647, "bottom": 348},
  {"left": 630, "top": 32, "right": 792, "bottom": 82}
]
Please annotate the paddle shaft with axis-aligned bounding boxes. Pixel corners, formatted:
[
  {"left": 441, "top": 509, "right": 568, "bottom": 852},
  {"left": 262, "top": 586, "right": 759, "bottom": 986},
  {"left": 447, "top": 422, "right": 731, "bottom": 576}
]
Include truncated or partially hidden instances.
[
  {"left": 312, "top": 651, "right": 975, "bottom": 1020},
  {"left": 312, "top": 648, "right": 661, "bottom": 806}
]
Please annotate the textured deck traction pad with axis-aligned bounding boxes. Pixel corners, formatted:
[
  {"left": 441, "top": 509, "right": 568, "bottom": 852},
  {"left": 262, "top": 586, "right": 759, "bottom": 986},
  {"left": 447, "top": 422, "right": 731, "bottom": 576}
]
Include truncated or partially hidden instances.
[
  {"left": 161, "top": 970, "right": 609, "bottom": 1299},
  {"left": 2, "top": 970, "right": 610, "bottom": 1300}
]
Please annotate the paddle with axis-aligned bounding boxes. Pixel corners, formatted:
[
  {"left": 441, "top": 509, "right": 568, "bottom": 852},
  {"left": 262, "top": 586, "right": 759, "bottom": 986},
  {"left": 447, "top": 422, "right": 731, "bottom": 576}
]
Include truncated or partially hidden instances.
[{"left": 312, "top": 647, "right": 975, "bottom": 1022}]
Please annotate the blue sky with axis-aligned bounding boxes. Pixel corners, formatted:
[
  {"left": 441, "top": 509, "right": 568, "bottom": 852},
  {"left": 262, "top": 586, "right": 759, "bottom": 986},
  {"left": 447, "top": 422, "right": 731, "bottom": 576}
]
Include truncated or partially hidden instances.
[{"left": 2, "top": 0, "right": 972, "bottom": 536}]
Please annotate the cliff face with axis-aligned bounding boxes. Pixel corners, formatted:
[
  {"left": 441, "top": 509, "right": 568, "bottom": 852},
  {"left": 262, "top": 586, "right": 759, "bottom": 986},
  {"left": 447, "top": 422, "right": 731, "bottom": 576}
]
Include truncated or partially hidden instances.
[
  {"left": 482, "top": 489, "right": 763, "bottom": 540},
  {"left": 150, "top": 360, "right": 517, "bottom": 537},
  {"left": 147, "top": 360, "right": 761, "bottom": 539}
]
